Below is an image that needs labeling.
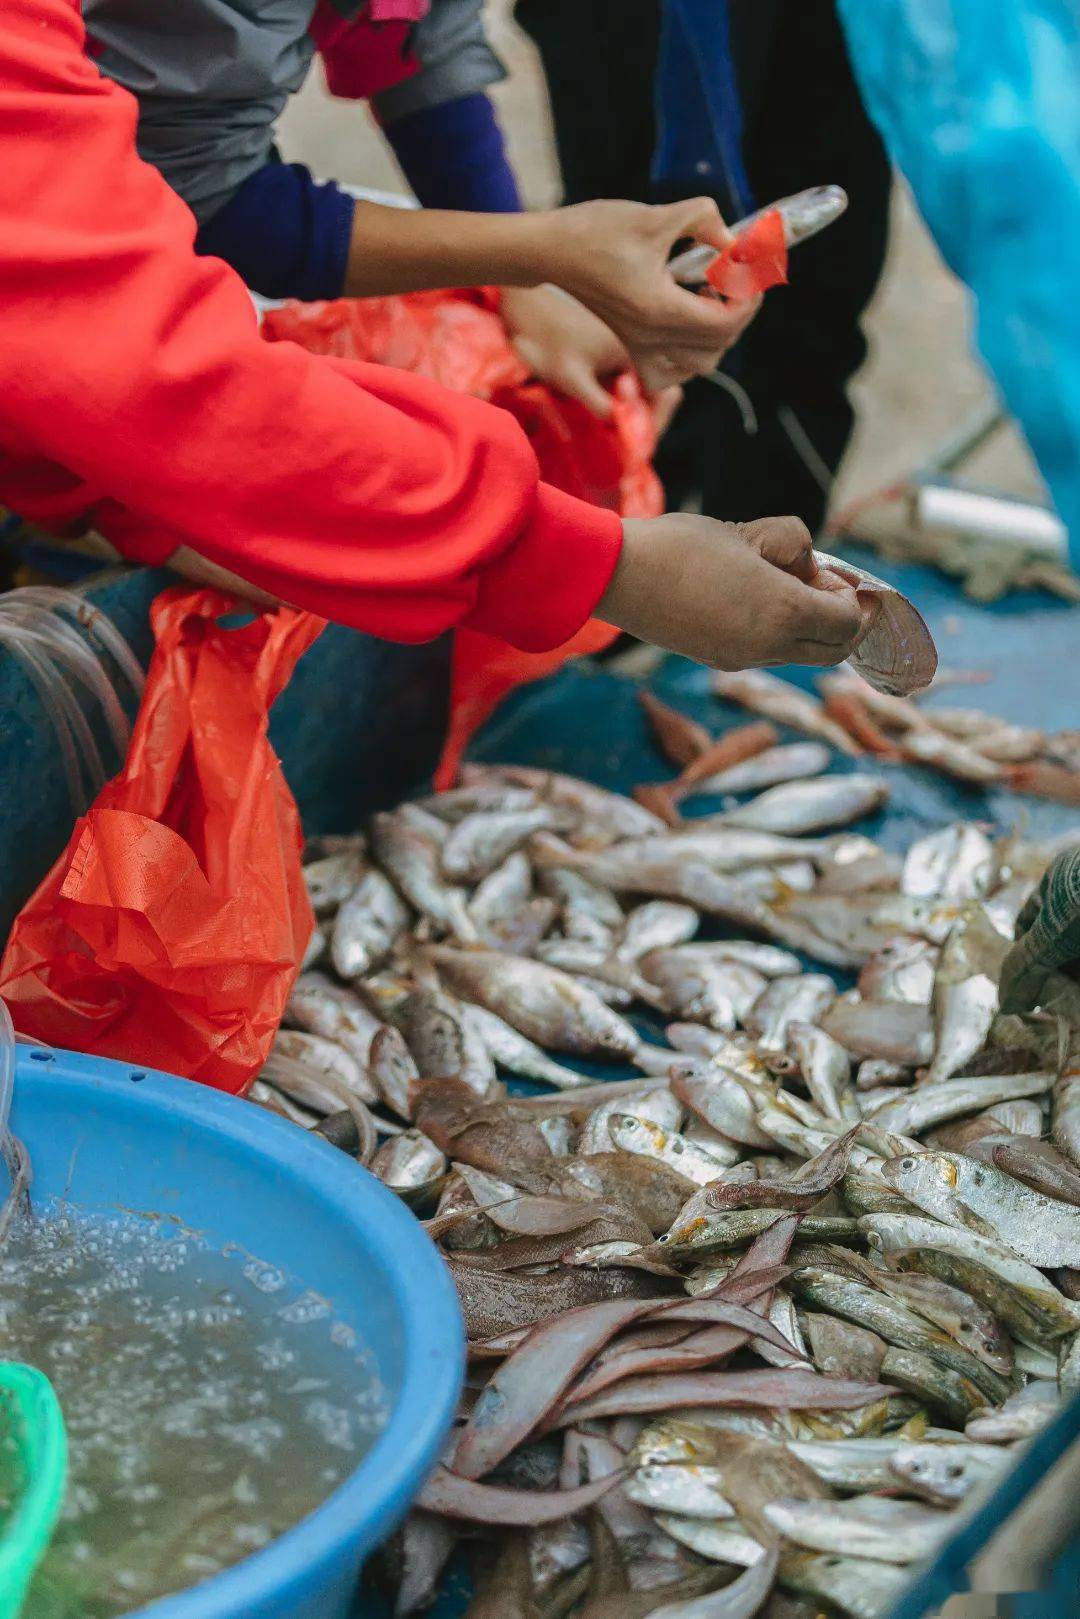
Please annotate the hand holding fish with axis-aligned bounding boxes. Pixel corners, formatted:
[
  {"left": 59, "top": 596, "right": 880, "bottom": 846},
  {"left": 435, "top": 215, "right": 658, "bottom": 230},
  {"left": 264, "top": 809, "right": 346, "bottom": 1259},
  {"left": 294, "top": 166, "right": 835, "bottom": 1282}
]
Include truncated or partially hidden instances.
[{"left": 602, "top": 515, "right": 875, "bottom": 670}]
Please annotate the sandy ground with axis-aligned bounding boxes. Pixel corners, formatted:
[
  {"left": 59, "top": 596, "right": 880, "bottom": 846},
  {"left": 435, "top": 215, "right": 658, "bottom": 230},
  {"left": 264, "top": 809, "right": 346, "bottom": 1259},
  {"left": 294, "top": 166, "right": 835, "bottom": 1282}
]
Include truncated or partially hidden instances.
[{"left": 277, "top": 2, "right": 1044, "bottom": 518}]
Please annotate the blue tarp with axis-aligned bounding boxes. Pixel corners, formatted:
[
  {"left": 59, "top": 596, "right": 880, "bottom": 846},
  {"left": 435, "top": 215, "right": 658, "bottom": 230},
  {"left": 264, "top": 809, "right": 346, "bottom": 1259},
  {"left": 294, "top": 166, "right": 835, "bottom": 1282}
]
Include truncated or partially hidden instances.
[{"left": 837, "top": 0, "right": 1080, "bottom": 568}]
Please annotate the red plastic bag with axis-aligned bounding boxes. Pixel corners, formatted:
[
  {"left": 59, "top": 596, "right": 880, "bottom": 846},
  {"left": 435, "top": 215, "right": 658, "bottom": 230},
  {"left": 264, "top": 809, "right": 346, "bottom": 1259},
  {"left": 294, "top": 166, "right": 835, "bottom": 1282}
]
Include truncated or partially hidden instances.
[
  {"left": 0, "top": 589, "right": 323, "bottom": 1092},
  {"left": 261, "top": 290, "right": 663, "bottom": 783},
  {"left": 706, "top": 209, "right": 789, "bottom": 300}
]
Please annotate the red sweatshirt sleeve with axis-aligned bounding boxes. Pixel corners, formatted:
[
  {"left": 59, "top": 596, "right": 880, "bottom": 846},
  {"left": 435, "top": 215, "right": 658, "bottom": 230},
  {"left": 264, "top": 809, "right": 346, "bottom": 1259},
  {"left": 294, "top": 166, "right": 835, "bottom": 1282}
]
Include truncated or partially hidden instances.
[{"left": 0, "top": 0, "right": 623, "bottom": 649}]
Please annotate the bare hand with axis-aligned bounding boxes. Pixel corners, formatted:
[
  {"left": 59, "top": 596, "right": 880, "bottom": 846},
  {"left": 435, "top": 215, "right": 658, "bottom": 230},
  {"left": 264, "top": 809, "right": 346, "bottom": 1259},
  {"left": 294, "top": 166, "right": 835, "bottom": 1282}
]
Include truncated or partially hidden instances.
[
  {"left": 501, "top": 284, "right": 629, "bottom": 418},
  {"left": 599, "top": 514, "right": 873, "bottom": 669},
  {"left": 544, "top": 198, "right": 761, "bottom": 394}
]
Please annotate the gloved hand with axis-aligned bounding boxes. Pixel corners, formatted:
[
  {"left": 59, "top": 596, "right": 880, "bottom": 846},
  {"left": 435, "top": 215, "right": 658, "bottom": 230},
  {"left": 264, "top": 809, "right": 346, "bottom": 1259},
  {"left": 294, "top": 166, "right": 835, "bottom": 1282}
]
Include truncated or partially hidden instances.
[{"left": 999, "top": 844, "right": 1080, "bottom": 1013}]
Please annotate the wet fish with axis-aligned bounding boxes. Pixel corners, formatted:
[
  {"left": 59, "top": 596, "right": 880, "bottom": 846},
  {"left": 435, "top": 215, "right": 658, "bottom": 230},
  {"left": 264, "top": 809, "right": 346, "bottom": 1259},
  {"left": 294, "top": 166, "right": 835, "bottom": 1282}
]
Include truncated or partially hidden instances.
[
  {"left": 720, "top": 776, "right": 890, "bottom": 836},
  {"left": 888, "top": 1440, "right": 1007, "bottom": 1505},
  {"left": 858, "top": 936, "right": 938, "bottom": 1006},
  {"left": 993, "top": 1137, "right": 1080, "bottom": 1207},
  {"left": 656, "top": 1515, "right": 766, "bottom": 1570},
  {"left": 557, "top": 1369, "right": 897, "bottom": 1428},
  {"left": 476, "top": 764, "right": 665, "bottom": 841},
  {"left": 1054, "top": 1069, "right": 1080, "bottom": 1168},
  {"left": 821, "top": 997, "right": 934, "bottom": 1066},
  {"left": 373, "top": 1131, "right": 447, "bottom": 1202},
  {"left": 903, "top": 728, "right": 1003, "bottom": 785},
  {"left": 399, "top": 986, "right": 497, "bottom": 1097},
  {"left": 901, "top": 823, "right": 996, "bottom": 903},
  {"left": 615, "top": 902, "right": 699, "bottom": 964},
  {"left": 330, "top": 868, "right": 410, "bottom": 979},
  {"left": 659, "top": 1208, "right": 858, "bottom": 1262},
  {"left": 430, "top": 947, "right": 640, "bottom": 1060},
  {"left": 748, "top": 975, "right": 836, "bottom": 1055},
  {"left": 661, "top": 942, "right": 803, "bottom": 978},
  {"left": 469, "top": 849, "right": 532, "bottom": 929},
  {"left": 856, "top": 1059, "right": 913, "bottom": 1090},
  {"left": 683, "top": 744, "right": 832, "bottom": 799},
  {"left": 767, "top": 1494, "right": 949, "bottom": 1564},
  {"left": 870, "top": 1072, "right": 1054, "bottom": 1136},
  {"left": 642, "top": 951, "right": 768, "bottom": 1031},
  {"left": 286, "top": 970, "right": 385, "bottom": 1067},
  {"left": 882, "top": 1150, "right": 1080, "bottom": 1268},
  {"left": 965, "top": 1380, "right": 1060, "bottom": 1443},
  {"left": 778, "top": 1551, "right": 907, "bottom": 1619},
  {"left": 609, "top": 1114, "right": 740, "bottom": 1184},
  {"left": 442, "top": 805, "right": 571, "bottom": 884},
  {"left": 671, "top": 1069, "right": 775, "bottom": 1151},
  {"left": 783, "top": 1437, "right": 912, "bottom": 1491},
  {"left": 302, "top": 849, "right": 366, "bottom": 915},
  {"left": 859, "top": 1212, "right": 1080, "bottom": 1344},
  {"left": 461, "top": 1004, "right": 592, "bottom": 1091},
  {"left": 578, "top": 1089, "right": 682, "bottom": 1157},
  {"left": 786, "top": 1023, "right": 857, "bottom": 1123},
  {"left": 372, "top": 808, "right": 478, "bottom": 942},
  {"left": 418, "top": 1467, "right": 620, "bottom": 1526},
  {"left": 711, "top": 670, "right": 861, "bottom": 755},
  {"left": 925, "top": 905, "right": 1005, "bottom": 1083}
]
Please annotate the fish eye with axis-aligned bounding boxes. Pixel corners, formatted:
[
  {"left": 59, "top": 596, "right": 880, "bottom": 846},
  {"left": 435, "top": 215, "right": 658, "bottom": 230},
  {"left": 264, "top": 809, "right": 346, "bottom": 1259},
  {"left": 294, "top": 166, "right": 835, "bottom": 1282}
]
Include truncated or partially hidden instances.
[
  {"left": 959, "top": 1321, "right": 972, "bottom": 1332},
  {"left": 900, "top": 1157, "right": 915, "bottom": 1170},
  {"left": 972, "top": 1171, "right": 985, "bottom": 1186},
  {"left": 947, "top": 1463, "right": 964, "bottom": 1478}
]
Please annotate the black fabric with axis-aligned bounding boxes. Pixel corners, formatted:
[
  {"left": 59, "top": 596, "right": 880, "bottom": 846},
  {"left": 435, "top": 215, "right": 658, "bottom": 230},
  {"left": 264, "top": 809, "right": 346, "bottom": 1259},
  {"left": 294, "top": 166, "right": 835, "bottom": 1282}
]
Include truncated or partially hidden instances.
[{"left": 515, "top": 0, "right": 891, "bottom": 534}]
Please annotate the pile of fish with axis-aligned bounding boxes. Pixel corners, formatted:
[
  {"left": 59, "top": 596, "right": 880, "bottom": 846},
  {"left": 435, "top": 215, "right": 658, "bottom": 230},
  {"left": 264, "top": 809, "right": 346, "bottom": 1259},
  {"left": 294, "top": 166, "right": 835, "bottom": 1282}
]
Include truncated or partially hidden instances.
[
  {"left": 252, "top": 696, "right": 1080, "bottom": 1619},
  {"left": 690, "top": 667, "right": 1080, "bottom": 806}
]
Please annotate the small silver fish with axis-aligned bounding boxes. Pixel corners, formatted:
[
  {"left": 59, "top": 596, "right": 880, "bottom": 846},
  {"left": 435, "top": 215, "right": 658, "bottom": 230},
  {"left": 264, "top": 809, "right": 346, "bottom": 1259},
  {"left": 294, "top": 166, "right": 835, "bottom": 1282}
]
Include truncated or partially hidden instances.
[
  {"left": 763, "top": 1494, "right": 949, "bottom": 1564},
  {"left": 461, "top": 1004, "right": 592, "bottom": 1091},
  {"left": 371, "top": 808, "right": 478, "bottom": 943},
  {"left": 787, "top": 1022, "right": 857, "bottom": 1123},
  {"left": 965, "top": 1381, "right": 1060, "bottom": 1443},
  {"left": 870, "top": 1072, "right": 1055, "bottom": 1136},
  {"left": 925, "top": 905, "right": 1005, "bottom": 1083},
  {"left": 302, "top": 849, "right": 366, "bottom": 915},
  {"left": 399, "top": 986, "right": 497, "bottom": 1097},
  {"left": 578, "top": 1089, "right": 682, "bottom": 1157},
  {"left": 1054, "top": 1069, "right": 1080, "bottom": 1169},
  {"left": 373, "top": 1130, "right": 447, "bottom": 1202},
  {"left": 609, "top": 1112, "right": 740, "bottom": 1184},
  {"left": 858, "top": 935, "right": 939, "bottom": 1006},
  {"left": 468, "top": 850, "right": 532, "bottom": 934},
  {"left": 286, "top": 970, "right": 385, "bottom": 1067},
  {"left": 780, "top": 1551, "right": 908, "bottom": 1619},
  {"left": 641, "top": 950, "right": 767, "bottom": 1031},
  {"left": 888, "top": 1440, "right": 1007, "bottom": 1506},
  {"left": 822, "top": 996, "right": 934, "bottom": 1066},
  {"left": 624, "top": 1464, "right": 735, "bottom": 1519},
  {"left": 882, "top": 1150, "right": 1080, "bottom": 1268},
  {"left": 430, "top": 946, "right": 641, "bottom": 1059},
  {"left": 749, "top": 974, "right": 836, "bottom": 1055},
  {"left": 330, "top": 868, "right": 410, "bottom": 980},
  {"left": 659, "top": 941, "right": 803, "bottom": 978},
  {"left": 441, "top": 804, "right": 570, "bottom": 883},
  {"left": 684, "top": 742, "right": 832, "bottom": 798},
  {"left": 614, "top": 901, "right": 699, "bottom": 964},
  {"left": 901, "top": 823, "right": 997, "bottom": 902},
  {"left": 720, "top": 775, "right": 890, "bottom": 836}
]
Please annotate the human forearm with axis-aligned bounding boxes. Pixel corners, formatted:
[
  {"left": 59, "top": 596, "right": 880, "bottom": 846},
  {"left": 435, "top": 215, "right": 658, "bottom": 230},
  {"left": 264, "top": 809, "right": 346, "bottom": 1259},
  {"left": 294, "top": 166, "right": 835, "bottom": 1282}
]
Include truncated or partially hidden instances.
[{"left": 345, "top": 201, "right": 549, "bottom": 296}]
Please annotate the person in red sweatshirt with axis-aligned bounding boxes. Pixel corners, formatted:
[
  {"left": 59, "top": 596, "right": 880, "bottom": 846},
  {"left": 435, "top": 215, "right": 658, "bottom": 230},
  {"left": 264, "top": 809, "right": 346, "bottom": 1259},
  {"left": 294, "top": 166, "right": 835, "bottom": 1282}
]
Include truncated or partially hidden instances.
[{"left": 0, "top": 0, "right": 873, "bottom": 672}]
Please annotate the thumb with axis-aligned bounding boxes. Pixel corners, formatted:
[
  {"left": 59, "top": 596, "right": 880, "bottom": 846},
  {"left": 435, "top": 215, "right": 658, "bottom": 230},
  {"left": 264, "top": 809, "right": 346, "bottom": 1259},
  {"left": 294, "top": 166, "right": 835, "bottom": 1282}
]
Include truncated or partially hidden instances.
[
  {"left": 656, "top": 195, "right": 731, "bottom": 253},
  {"left": 789, "top": 576, "right": 867, "bottom": 650}
]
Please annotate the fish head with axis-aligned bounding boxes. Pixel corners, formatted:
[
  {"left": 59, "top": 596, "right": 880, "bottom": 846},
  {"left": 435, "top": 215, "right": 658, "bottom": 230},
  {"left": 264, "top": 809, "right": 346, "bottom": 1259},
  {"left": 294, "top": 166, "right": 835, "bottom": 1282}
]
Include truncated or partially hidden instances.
[
  {"left": 882, "top": 1151, "right": 957, "bottom": 1199},
  {"left": 610, "top": 1113, "right": 666, "bottom": 1154}
]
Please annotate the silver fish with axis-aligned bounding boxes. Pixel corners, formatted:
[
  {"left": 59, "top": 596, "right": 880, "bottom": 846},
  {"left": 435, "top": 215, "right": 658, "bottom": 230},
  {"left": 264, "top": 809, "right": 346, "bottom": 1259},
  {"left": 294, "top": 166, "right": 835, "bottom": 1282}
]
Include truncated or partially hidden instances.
[
  {"left": 684, "top": 742, "right": 832, "bottom": 798},
  {"left": 901, "top": 823, "right": 996, "bottom": 902},
  {"left": 672, "top": 1068, "right": 775, "bottom": 1150},
  {"left": 858, "top": 1213, "right": 1080, "bottom": 1342},
  {"left": 248, "top": 1079, "right": 320, "bottom": 1128},
  {"left": 300, "top": 925, "right": 327, "bottom": 971},
  {"left": 272, "top": 1027, "right": 370, "bottom": 1094},
  {"left": 416, "top": 783, "right": 538, "bottom": 821},
  {"left": 399, "top": 987, "right": 497, "bottom": 1097},
  {"left": 614, "top": 901, "right": 699, "bottom": 964},
  {"left": 926, "top": 905, "right": 1005, "bottom": 1083},
  {"left": 461, "top": 1004, "right": 591, "bottom": 1090},
  {"left": 904, "top": 728, "right": 1003, "bottom": 785},
  {"left": 822, "top": 996, "right": 934, "bottom": 1066},
  {"left": 748, "top": 975, "right": 836, "bottom": 1055},
  {"left": 468, "top": 850, "right": 532, "bottom": 932},
  {"left": 777, "top": 893, "right": 898, "bottom": 961},
  {"left": 539, "top": 867, "right": 625, "bottom": 936},
  {"left": 882, "top": 1150, "right": 1080, "bottom": 1268},
  {"left": 624, "top": 1463, "right": 735, "bottom": 1519},
  {"left": 478, "top": 764, "right": 665, "bottom": 840},
  {"left": 1054, "top": 1069, "right": 1080, "bottom": 1168},
  {"left": 302, "top": 849, "right": 366, "bottom": 915},
  {"left": 870, "top": 1072, "right": 1055, "bottom": 1136},
  {"left": 720, "top": 775, "right": 890, "bottom": 836},
  {"left": 578, "top": 1089, "right": 682, "bottom": 1157},
  {"left": 655, "top": 1514, "right": 766, "bottom": 1569},
  {"left": 786, "top": 1023, "right": 857, "bottom": 1123},
  {"left": 659, "top": 941, "right": 803, "bottom": 978},
  {"left": 660, "top": 828, "right": 848, "bottom": 871},
  {"left": 286, "top": 970, "right": 385, "bottom": 1067},
  {"left": 887, "top": 1440, "right": 1008, "bottom": 1505},
  {"left": 711, "top": 669, "right": 860, "bottom": 756},
  {"left": 779, "top": 1551, "right": 908, "bottom": 1619},
  {"left": 430, "top": 946, "right": 640, "bottom": 1059},
  {"left": 609, "top": 1113, "right": 740, "bottom": 1184},
  {"left": 641, "top": 951, "right": 768, "bottom": 1031},
  {"left": 858, "top": 935, "right": 938, "bottom": 1006},
  {"left": 373, "top": 1130, "right": 447, "bottom": 1202},
  {"left": 763, "top": 1494, "right": 949, "bottom": 1564},
  {"left": 856, "top": 1059, "right": 913, "bottom": 1090},
  {"left": 785, "top": 1437, "right": 911, "bottom": 1491},
  {"left": 371, "top": 808, "right": 478, "bottom": 943},
  {"left": 814, "top": 552, "right": 937, "bottom": 697},
  {"left": 441, "top": 804, "right": 570, "bottom": 883},
  {"left": 330, "top": 868, "right": 410, "bottom": 979},
  {"left": 965, "top": 1381, "right": 1060, "bottom": 1443}
]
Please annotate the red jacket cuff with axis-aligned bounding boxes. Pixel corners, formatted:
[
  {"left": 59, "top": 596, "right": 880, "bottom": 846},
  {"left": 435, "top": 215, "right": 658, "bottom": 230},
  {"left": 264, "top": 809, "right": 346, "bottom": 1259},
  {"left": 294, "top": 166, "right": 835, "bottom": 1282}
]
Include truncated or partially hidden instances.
[{"left": 463, "top": 483, "right": 623, "bottom": 652}]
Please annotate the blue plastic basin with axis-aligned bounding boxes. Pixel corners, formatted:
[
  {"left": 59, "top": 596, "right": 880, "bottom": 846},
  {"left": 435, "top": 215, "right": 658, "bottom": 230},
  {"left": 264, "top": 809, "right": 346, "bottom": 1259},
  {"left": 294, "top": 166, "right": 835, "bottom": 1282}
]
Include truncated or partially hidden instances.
[{"left": 7, "top": 1046, "right": 465, "bottom": 1619}]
